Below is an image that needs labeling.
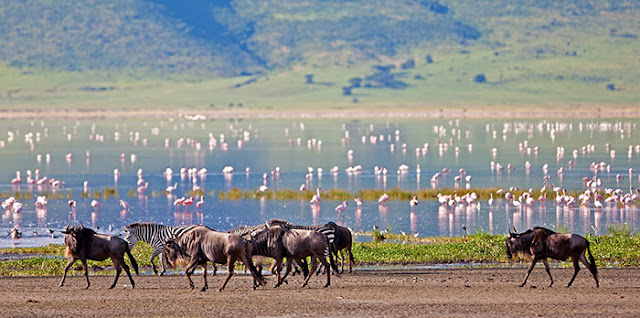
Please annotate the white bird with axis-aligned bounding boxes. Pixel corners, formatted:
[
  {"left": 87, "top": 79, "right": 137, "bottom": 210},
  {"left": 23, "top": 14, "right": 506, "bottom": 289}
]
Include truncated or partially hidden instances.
[
  {"left": 378, "top": 193, "right": 390, "bottom": 205},
  {"left": 309, "top": 188, "right": 322, "bottom": 205},
  {"left": 354, "top": 197, "right": 363, "bottom": 208},
  {"left": 120, "top": 200, "right": 129, "bottom": 210},
  {"left": 335, "top": 200, "right": 348, "bottom": 213},
  {"left": 410, "top": 195, "right": 419, "bottom": 211},
  {"left": 488, "top": 193, "right": 494, "bottom": 206},
  {"left": 91, "top": 200, "right": 101, "bottom": 212},
  {"left": 10, "top": 227, "right": 21, "bottom": 239}
]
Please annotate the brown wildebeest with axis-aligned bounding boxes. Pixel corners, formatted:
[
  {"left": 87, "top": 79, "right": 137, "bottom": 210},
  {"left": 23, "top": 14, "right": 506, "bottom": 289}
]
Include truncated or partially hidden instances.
[
  {"left": 506, "top": 227, "right": 599, "bottom": 287},
  {"left": 162, "top": 226, "right": 266, "bottom": 292},
  {"left": 260, "top": 224, "right": 340, "bottom": 288},
  {"left": 59, "top": 225, "right": 138, "bottom": 289}
]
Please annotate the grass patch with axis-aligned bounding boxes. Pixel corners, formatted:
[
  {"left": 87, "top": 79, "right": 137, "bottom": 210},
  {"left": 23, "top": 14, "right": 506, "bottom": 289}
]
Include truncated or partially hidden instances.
[{"left": 3, "top": 233, "right": 640, "bottom": 276}]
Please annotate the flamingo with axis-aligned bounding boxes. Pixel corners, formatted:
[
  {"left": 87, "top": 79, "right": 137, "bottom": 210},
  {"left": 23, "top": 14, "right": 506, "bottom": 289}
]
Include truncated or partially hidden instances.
[
  {"left": 410, "top": 195, "right": 419, "bottom": 211},
  {"left": 488, "top": 193, "right": 494, "bottom": 206},
  {"left": 354, "top": 197, "right": 363, "bottom": 208},
  {"left": 335, "top": 200, "right": 348, "bottom": 213},
  {"left": 183, "top": 196, "right": 194, "bottom": 211},
  {"left": 35, "top": 196, "right": 48, "bottom": 208},
  {"left": 594, "top": 197, "right": 603, "bottom": 210},
  {"left": 165, "top": 183, "right": 178, "bottom": 193},
  {"left": 120, "top": 200, "right": 129, "bottom": 210},
  {"left": 196, "top": 196, "right": 204, "bottom": 209},
  {"left": 12, "top": 202, "right": 23, "bottom": 213},
  {"left": 378, "top": 193, "right": 390, "bottom": 206},
  {"left": 173, "top": 197, "right": 185, "bottom": 212},
  {"left": 309, "top": 187, "right": 322, "bottom": 205},
  {"left": 10, "top": 171, "right": 21, "bottom": 184},
  {"left": 299, "top": 184, "right": 306, "bottom": 192},
  {"left": 90, "top": 200, "right": 101, "bottom": 212},
  {"left": 137, "top": 182, "right": 149, "bottom": 194}
]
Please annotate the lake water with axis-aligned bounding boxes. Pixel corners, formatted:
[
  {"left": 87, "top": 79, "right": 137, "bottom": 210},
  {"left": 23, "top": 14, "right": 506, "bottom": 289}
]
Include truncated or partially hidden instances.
[{"left": 1, "top": 117, "right": 639, "bottom": 247}]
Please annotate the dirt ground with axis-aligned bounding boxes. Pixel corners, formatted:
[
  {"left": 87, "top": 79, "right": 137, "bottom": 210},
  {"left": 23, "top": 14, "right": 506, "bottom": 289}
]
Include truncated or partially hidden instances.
[{"left": 2, "top": 267, "right": 640, "bottom": 317}]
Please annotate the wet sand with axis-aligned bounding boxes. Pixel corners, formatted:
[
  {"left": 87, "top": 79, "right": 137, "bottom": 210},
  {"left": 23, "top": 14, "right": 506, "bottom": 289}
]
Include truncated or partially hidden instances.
[{"left": 2, "top": 267, "right": 639, "bottom": 317}]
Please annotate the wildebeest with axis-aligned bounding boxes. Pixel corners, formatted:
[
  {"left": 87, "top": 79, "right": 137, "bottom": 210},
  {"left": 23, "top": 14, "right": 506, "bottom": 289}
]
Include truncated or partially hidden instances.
[
  {"left": 162, "top": 226, "right": 266, "bottom": 292},
  {"left": 251, "top": 224, "right": 341, "bottom": 288},
  {"left": 59, "top": 225, "right": 139, "bottom": 289},
  {"left": 505, "top": 227, "right": 599, "bottom": 287}
]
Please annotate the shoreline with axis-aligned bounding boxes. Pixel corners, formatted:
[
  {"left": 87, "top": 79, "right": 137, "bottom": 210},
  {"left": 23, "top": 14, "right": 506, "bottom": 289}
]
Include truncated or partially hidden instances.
[{"left": 1, "top": 107, "right": 640, "bottom": 120}]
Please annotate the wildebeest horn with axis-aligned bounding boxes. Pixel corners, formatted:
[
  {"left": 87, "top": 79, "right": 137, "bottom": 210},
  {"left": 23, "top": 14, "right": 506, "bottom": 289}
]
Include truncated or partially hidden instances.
[
  {"left": 61, "top": 225, "right": 70, "bottom": 234},
  {"left": 512, "top": 226, "right": 517, "bottom": 234}
]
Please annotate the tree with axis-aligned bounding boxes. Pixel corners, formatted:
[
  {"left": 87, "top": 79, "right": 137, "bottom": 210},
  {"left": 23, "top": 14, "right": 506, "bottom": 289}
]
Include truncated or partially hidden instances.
[
  {"left": 473, "top": 74, "right": 487, "bottom": 83},
  {"left": 305, "top": 74, "right": 314, "bottom": 84}
]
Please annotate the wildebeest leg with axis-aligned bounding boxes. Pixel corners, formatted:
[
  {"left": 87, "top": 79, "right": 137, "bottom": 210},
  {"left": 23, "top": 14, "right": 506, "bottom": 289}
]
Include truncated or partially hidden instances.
[
  {"left": 542, "top": 259, "right": 554, "bottom": 287},
  {"left": 109, "top": 257, "right": 122, "bottom": 289},
  {"left": 320, "top": 254, "right": 333, "bottom": 287},
  {"left": 580, "top": 252, "right": 599, "bottom": 287},
  {"left": 347, "top": 247, "right": 355, "bottom": 273},
  {"left": 271, "top": 258, "right": 285, "bottom": 288},
  {"left": 149, "top": 248, "right": 162, "bottom": 275},
  {"left": 219, "top": 256, "right": 235, "bottom": 292},
  {"left": 339, "top": 250, "right": 345, "bottom": 273},
  {"left": 200, "top": 264, "right": 208, "bottom": 292},
  {"left": 567, "top": 257, "right": 581, "bottom": 287},
  {"left": 279, "top": 258, "right": 294, "bottom": 285},
  {"left": 59, "top": 257, "right": 76, "bottom": 287},
  {"left": 121, "top": 257, "right": 135, "bottom": 288},
  {"left": 80, "top": 258, "right": 90, "bottom": 289},
  {"left": 520, "top": 258, "right": 538, "bottom": 287},
  {"left": 184, "top": 259, "right": 198, "bottom": 290},
  {"left": 302, "top": 256, "right": 320, "bottom": 288}
]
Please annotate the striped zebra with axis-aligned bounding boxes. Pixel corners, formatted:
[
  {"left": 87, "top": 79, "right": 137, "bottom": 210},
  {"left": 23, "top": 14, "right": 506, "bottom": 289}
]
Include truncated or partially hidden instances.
[{"left": 123, "top": 222, "right": 199, "bottom": 275}]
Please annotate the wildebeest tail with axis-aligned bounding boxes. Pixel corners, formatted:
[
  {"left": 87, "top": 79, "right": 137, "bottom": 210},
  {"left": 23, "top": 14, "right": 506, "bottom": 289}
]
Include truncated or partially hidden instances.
[
  {"left": 126, "top": 246, "right": 139, "bottom": 275},
  {"left": 586, "top": 241, "right": 597, "bottom": 276}
]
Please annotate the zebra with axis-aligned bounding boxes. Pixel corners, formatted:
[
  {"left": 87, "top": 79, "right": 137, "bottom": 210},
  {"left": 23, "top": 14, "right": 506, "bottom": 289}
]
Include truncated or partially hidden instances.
[{"left": 123, "top": 222, "right": 200, "bottom": 275}]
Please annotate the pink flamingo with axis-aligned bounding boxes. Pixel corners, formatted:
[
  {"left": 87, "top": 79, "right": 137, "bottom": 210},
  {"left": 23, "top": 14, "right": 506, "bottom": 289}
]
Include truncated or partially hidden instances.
[
  {"left": 335, "top": 200, "right": 348, "bottom": 213},
  {"left": 173, "top": 197, "right": 185, "bottom": 212},
  {"left": 137, "top": 182, "right": 149, "bottom": 194},
  {"left": 120, "top": 200, "right": 130, "bottom": 210},
  {"left": 309, "top": 187, "right": 322, "bottom": 205},
  {"left": 378, "top": 193, "right": 390, "bottom": 206},
  {"left": 10, "top": 171, "right": 21, "bottom": 184},
  {"left": 410, "top": 195, "right": 418, "bottom": 211},
  {"left": 183, "top": 196, "right": 194, "bottom": 211},
  {"left": 354, "top": 197, "right": 363, "bottom": 208},
  {"left": 196, "top": 196, "right": 204, "bottom": 209},
  {"left": 165, "top": 183, "right": 178, "bottom": 193},
  {"left": 90, "top": 200, "right": 100, "bottom": 213}
]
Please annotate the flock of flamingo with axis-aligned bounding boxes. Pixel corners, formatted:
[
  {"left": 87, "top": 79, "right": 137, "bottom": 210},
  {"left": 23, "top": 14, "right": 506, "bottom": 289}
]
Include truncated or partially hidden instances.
[{"left": 2, "top": 117, "right": 640, "bottom": 241}]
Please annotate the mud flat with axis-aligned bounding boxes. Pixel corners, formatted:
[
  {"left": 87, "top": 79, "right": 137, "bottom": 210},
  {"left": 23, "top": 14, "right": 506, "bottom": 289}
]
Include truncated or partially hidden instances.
[{"left": 2, "top": 267, "right": 639, "bottom": 317}]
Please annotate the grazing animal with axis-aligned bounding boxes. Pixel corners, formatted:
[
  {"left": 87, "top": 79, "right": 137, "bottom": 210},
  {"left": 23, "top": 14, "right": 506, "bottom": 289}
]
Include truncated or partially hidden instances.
[
  {"left": 326, "top": 222, "right": 355, "bottom": 273},
  {"left": 162, "top": 226, "right": 265, "bottom": 292},
  {"left": 123, "top": 222, "right": 199, "bottom": 275},
  {"left": 252, "top": 224, "right": 340, "bottom": 288},
  {"left": 505, "top": 227, "right": 598, "bottom": 287},
  {"left": 59, "top": 225, "right": 138, "bottom": 289}
]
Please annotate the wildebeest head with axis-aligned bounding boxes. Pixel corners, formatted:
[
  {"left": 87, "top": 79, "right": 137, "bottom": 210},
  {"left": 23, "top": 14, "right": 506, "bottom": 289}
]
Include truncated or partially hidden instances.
[
  {"left": 505, "top": 227, "right": 535, "bottom": 259},
  {"left": 61, "top": 224, "right": 97, "bottom": 254},
  {"left": 162, "top": 239, "right": 189, "bottom": 268}
]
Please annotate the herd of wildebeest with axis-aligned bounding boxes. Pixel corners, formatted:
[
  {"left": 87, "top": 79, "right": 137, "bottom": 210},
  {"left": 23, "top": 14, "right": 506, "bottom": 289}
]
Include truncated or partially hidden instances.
[{"left": 58, "top": 220, "right": 599, "bottom": 291}]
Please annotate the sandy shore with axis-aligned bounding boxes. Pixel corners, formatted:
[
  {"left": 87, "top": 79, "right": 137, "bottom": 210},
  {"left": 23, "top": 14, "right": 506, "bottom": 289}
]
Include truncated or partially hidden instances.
[
  {"left": 2, "top": 267, "right": 639, "bottom": 317},
  {"left": 1, "top": 106, "right": 640, "bottom": 120}
]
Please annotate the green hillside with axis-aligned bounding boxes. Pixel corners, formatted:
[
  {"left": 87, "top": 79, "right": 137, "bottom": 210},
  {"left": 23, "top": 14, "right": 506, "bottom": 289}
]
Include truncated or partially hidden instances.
[{"left": 0, "top": 0, "right": 639, "bottom": 112}]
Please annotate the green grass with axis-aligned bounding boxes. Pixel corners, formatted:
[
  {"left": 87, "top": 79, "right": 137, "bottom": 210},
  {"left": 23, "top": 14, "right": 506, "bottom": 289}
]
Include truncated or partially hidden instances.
[{"left": 2, "top": 232, "right": 640, "bottom": 276}]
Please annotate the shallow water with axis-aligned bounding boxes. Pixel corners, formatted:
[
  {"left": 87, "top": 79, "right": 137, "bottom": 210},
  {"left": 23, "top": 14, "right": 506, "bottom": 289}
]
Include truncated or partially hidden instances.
[{"left": 1, "top": 118, "right": 639, "bottom": 247}]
